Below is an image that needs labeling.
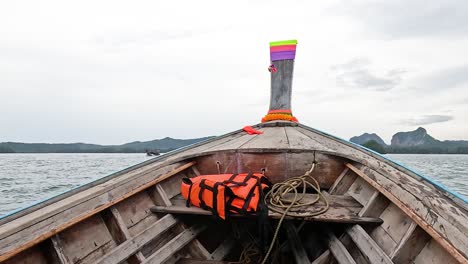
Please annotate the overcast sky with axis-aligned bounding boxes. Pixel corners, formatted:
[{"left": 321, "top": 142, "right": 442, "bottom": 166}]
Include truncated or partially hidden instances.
[{"left": 1, "top": 0, "right": 467, "bottom": 145}]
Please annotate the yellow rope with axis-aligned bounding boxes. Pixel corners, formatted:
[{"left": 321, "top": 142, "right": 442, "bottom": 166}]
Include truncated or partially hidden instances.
[{"left": 260, "top": 163, "right": 329, "bottom": 264}]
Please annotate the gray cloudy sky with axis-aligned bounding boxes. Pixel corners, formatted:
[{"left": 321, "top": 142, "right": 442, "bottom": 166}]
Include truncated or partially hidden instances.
[{"left": 1, "top": 0, "right": 467, "bottom": 144}]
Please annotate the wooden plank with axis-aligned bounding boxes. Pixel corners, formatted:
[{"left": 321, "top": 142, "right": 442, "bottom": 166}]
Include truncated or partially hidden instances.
[
  {"left": 285, "top": 126, "right": 332, "bottom": 151},
  {"left": 143, "top": 224, "right": 207, "bottom": 264},
  {"left": 414, "top": 239, "right": 458, "bottom": 264},
  {"left": 204, "top": 132, "right": 261, "bottom": 152},
  {"left": 150, "top": 205, "right": 382, "bottom": 224},
  {"left": 270, "top": 59, "right": 294, "bottom": 110},
  {"left": 209, "top": 236, "right": 236, "bottom": 261},
  {"left": 378, "top": 203, "right": 413, "bottom": 244},
  {"left": 390, "top": 223, "right": 431, "bottom": 263},
  {"left": 311, "top": 250, "right": 332, "bottom": 264},
  {"left": 346, "top": 225, "right": 393, "bottom": 264},
  {"left": 284, "top": 223, "right": 309, "bottom": 263},
  {"left": 0, "top": 161, "right": 196, "bottom": 262},
  {"left": 287, "top": 152, "right": 347, "bottom": 189},
  {"left": 156, "top": 183, "right": 210, "bottom": 261},
  {"left": 96, "top": 214, "right": 178, "bottom": 264},
  {"left": 347, "top": 177, "right": 376, "bottom": 206},
  {"left": 346, "top": 163, "right": 468, "bottom": 263},
  {"left": 171, "top": 193, "right": 362, "bottom": 208},
  {"left": 329, "top": 168, "right": 357, "bottom": 195},
  {"left": 105, "top": 207, "right": 146, "bottom": 262},
  {"left": 58, "top": 214, "right": 117, "bottom": 264},
  {"left": 156, "top": 184, "right": 172, "bottom": 207},
  {"left": 329, "top": 168, "right": 349, "bottom": 194},
  {"left": 358, "top": 191, "right": 389, "bottom": 218},
  {"left": 191, "top": 166, "right": 201, "bottom": 176},
  {"left": 50, "top": 235, "right": 71, "bottom": 264},
  {"left": 239, "top": 127, "right": 290, "bottom": 150},
  {"left": 177, "top": 259, "right": 240, "bottom": 264},
  {"left": 326, "top": 231, "right": 356, "bottom": 264}
]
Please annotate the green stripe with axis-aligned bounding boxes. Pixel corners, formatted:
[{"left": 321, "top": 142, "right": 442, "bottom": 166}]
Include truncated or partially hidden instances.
[{"left": 269, "top": 40, "right": 297, "bottom": 47}]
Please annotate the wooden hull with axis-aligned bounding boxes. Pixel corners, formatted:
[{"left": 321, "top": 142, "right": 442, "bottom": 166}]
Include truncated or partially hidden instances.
[{"left": 0, "top": 121, "right": 466, "bottom": 264}]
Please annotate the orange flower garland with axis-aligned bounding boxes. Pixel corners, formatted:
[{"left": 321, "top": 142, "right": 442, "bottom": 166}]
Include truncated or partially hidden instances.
[{"left": 261, "top": 111, "right": 298, "bottom": 123}]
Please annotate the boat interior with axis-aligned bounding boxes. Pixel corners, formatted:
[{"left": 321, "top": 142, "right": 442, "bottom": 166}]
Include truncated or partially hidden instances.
[{"left": 0, "top": 122, "right": 465, "bottom": 264}]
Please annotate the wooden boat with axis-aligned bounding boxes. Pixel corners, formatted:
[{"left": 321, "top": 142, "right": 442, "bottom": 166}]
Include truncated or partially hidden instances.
[{"left": 0, "top": 40, "right": 467, "bottom": 264}]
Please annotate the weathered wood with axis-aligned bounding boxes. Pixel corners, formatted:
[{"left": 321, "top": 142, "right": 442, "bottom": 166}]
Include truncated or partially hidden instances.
[
  {"left": 50, "top": 235, "right": 71, "bottom": 264},
  {"left": 347, "top": 177, "right": 376, "bottom": 206},
  {"left": 143, "top": 224, "right": 207, "bottom": 264},
  {"left": 150, "top": 205, "right": 382, "bottom": 224},
  {"left": 156, "top": 184, "right": 173, "bottom": 207},
  {"left": 155, "top": 183, "right": 211, "bottom": 261},
  {"left": 413, "top": 238, "right": 458, "bottom": 264},
  {"left": 287, "top": 152, "right": 347, "bottom": 189},
  {"left": 239, "top": 127, "right": 290, "bottom": 150},
  {"left": 177, "top": 259, "right": 240, "bottom": 264},
  {"left": 329, "top": 168, "right": 357, "bottom": 195},
  {"left": 390, "top": 223, "right": 431, "bottom": 263},
  {"left": 329, "top": 167, "right": 350, "bottom": 194},
  {"left": 284, "top": 223, "right": 309, "bottom": 263},
  {"left": 57, "top": 214, "right": 117, "bottom": 264},
  {"left": 378, "top": 203, "right": 413, "bottom": 244},
  {"left": 311, "top": 250, "right": 332, "bottom": 264},
  {"left": 96, "top": 214, "right": 178, "bottom": 264},
  {"left": 209, "top": 236, "right": 236, "bottom": 261},
  {"left": 103, "top": 206, "right": 146, "bottom": 262},
  {"left": 204, "top": 132, "right": 261, "bottom": 152},
  {"left": 191, "top": 166, "right": 201, "bottom": 176},
  {"left": 112, "top": 191, "right": 158, "bottom": 237},
  {"left": 270, "top": 59, "right": 294, "bottom": 111},
  {"left": 358, "top": 191, "right": 389, "bottom": 218},
  {"left": 0, "top": 161, "right": 196, "bottom": 262},
  {"left": 346, "top": 225, "right": 393, "bottom": 264},
  {"left": 2, "top": 245, "right": 49, "bottom": 264},
  {"left": 346, "top": 163, "right": 468, "bottom": 263},
  {"left": 285, "top": 126, "right": 332, "bottom": 151},
  {"left": 326, "top": 231, "right": 356, "bottom": 264}
]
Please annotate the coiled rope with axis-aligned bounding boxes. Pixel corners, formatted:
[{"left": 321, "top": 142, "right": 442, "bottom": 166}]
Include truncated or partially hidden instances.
[{"left": 260, "top": 163, "right": 329, "bottom": 264}]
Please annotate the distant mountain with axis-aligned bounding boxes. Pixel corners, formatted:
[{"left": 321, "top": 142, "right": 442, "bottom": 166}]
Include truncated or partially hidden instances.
[
  {"left": 350, "top": 133, "right": 387, "bottom": 147},
  {"left": 0, "top": 136, "right": 214, "bottom": 153},
  {"left": 391, "top": 127, "right": 438, "bottom": 147},
  {"left": 351, "top": 127, "right": 468, "bottom": 154}
]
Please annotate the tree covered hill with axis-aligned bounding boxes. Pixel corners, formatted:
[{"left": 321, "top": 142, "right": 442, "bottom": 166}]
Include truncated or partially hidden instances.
[{"left": 0, "top": 136, "right": 213, "bottom": 153}]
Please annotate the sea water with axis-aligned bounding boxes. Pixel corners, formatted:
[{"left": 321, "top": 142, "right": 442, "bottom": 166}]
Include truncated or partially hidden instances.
[{"left": 0, "top": 153, "right": 466, "bottom": 216}]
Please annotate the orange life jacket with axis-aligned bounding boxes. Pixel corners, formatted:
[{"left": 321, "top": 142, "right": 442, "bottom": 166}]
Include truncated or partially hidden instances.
[{"left": 181, "top": 173, "right": 271, "bottom": 220}]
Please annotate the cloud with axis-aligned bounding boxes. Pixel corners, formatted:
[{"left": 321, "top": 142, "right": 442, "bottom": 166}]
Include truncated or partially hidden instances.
[
  {"left": 331, "top": 0, "right": 468, "bottom": 38},
  {"left": 400, "top": 115, "right": 454, "bottom": 126},
  {"left": 417, "top": 64, "right": 468, "bottom": 91},
  {"left": 331, "top": 58, "right": 405, "bottom": 91}
]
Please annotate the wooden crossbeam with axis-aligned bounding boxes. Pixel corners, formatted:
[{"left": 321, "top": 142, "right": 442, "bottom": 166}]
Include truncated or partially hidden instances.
[
  {"left": 105, "top": 207, "right": 146, "bottom": 263},
  {"left": 346, "top": 225, "right": 393, "bottom": 264},
  {"left": 151, "top": 192, "right": 383, "bottom": 225},
  {"left": 143, "top": 224, "right": 207, "bottom": 264},
  {"left": 95, "top": 214, "right": 178, "bottom": 264},
  {"left": 50, "top": 235, "right": 71, "bottom": 264},
  {"left": 325, "top": 231, "right": 356, "bottom": 264},
  {"left": 209, "top": 236, "right": 236, "bottom": 261},
  {"left": 177, "top": 259, "right": 240, "bottom": 264}
]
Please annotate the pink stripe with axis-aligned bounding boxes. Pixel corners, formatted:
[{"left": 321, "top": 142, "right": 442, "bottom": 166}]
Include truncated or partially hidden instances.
[
  {"left": 268, "top": 109, "right": 292, "bottom": 114},
  {"left": 270, "top": 45, "right": 296, "bottom": 52}
]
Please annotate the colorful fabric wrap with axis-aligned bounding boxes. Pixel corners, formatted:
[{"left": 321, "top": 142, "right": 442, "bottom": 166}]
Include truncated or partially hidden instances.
[
  {"left": 270, "top": 40, "right": 297, "bottom": 61},
  {"left": 261, "top": 109, "right": 298, "bottom": 123}
]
